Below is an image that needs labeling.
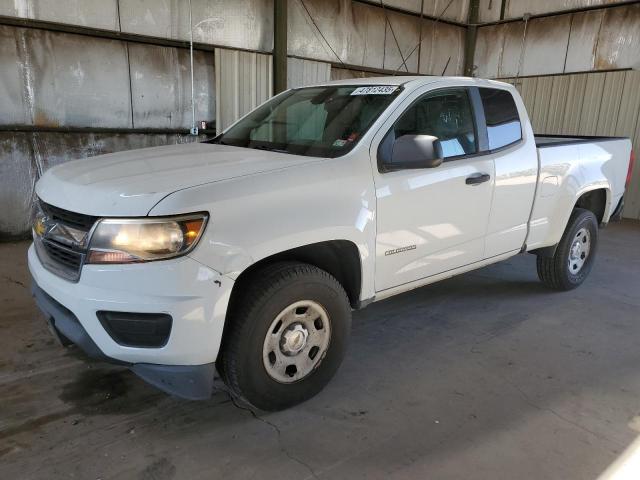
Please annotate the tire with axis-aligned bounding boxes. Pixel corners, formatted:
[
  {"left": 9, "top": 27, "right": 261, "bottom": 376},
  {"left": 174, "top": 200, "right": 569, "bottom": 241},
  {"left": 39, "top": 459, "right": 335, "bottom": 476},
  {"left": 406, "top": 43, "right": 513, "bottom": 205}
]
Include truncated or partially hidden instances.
[
  {"left": 220, "top": 262, "right": 351, "bottom": 411},
  {"left": 536, "top": 208, "right": 599, "bottom": 291}
]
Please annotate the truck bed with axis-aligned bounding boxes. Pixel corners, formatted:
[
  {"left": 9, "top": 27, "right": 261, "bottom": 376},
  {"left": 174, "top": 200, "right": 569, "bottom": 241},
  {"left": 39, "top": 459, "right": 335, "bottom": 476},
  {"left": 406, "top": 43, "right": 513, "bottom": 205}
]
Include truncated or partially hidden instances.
[
  {"left": 535, "top": 134, "right": 627, "bottom": 148},
  {"left": 525, "top": 133, "right": 632, "bottom": 253}
]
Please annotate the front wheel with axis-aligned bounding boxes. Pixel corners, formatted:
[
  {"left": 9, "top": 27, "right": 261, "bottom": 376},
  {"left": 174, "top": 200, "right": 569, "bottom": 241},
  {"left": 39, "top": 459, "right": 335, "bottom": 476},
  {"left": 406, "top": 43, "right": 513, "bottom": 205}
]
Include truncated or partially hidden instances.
[
  {"left": 536, "top": 208, "right": 598, "bottom": 291},
  {"left": 220, "top": 262, "right": 351, "bottom": 411}
]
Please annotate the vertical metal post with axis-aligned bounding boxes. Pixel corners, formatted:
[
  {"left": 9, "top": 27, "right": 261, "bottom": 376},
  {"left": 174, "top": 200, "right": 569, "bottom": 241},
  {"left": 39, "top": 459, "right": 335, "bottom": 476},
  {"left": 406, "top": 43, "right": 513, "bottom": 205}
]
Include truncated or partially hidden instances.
[
  {"left": 463, "top": 0, "right": 479, "bottom": 77},
  {"left": 273, "top": 0, "right": 287, "bottom": 94},
  {"left": 189, "top": 0, "right": 198, "bottom": 135}
]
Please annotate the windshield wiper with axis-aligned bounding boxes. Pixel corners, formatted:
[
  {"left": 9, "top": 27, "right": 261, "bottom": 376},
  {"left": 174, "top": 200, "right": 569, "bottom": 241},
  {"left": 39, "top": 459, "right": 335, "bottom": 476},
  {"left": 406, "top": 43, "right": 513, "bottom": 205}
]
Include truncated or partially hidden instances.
[{"left": 251, "top": 144, "right": 290, "bottom": 153}]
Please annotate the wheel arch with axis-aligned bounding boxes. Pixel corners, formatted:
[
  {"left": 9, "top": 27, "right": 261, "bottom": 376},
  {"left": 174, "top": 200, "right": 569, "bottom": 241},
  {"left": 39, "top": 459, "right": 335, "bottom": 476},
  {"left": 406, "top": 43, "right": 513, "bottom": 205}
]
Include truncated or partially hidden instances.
[
  {"left": 574, "top": 187, "right": 610, "bottom": 225},
  {"left": 531, "top": 186, "right": 609, "bottom": 258},
  {"left": 228, "top": 240, "right": 363, "bottom": 311}
]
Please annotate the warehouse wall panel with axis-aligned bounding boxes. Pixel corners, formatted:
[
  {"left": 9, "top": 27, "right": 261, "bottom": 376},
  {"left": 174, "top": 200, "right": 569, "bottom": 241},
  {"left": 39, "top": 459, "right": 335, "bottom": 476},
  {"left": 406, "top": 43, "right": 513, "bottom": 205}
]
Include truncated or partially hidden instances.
[
  {"left": 0, "top": 25, "right": 218, "bottom": 131},
  {"left": 330, "top": 67, "right": 382, "bottom": 80},
  {"left": 579, "top": 73, "right": 607, "bottom": 135},
  {"left": 418, "top": 20, "right": 465, "bottom": 75},
  {"left": 129, "top": 44, "right": 215, "bottom": 129},
  {"left": 594, "top": 5, "right": 640, "bottom": 70},
  {"left": 215, "top": 49, "right": 272, "bottom": 133},
  {"left": 531, "top": 76, "right": 554, "bottom": 133},
  {"left": 0, "top": 23, "right": 217, "bottom": 238},
  {"left": 472, "top": 23, "right": 504, "bottom": 78},
  {"left": 544, "top": 75, "right": 570, "bottom": 133},
  {"left": 560, "top": 74, "right": 588, "bottom": 134},
  {"left": 596, "top": 71, "right": 626, "bottom": 136},
  {"left": 474, "top": 4, "right": 640, "bottom": 77},
  {"left": 0, "top": 26, "right": 132, "bottom": 129},
  {"left": 0, "top": 134, "right": 36, "bottom": 239},
  {"left": 289, "top": 0, "right": 384, "bottom": 68},
  {"left": 382, "top": 8, "right": 420, "bottom": 72},
  {"left": 564, "top": 10, "right": 604, "bottom": 73},
  {"left": 288, "top": 0, "right": 465, "bottom": 74},
  {"left": 0, "top": 132, "right": 203, "bottom": 239},
  {"left": 0, "top": 0, "right": 120, "bottom": 30},
  {"left": 119, "top": 0, "right": 274, "bottom": 52},
  {"left": 287, "top": 58, "right": 331, "bottom": 88},
  {"left": 422, "top": 0, "right": 469, "bottom": 23},
  {"left": 508, "top": 70, "right": 640, "bottom": 220},
  {"left": 0, "top": 26, "right": 30, "bottom": 125},
  {"left": 477, "top": 0, "right": 501, "bottom": 23},
  {"left": 615, "top": 72, "right": 640, "bottom": 139},
  {"left": 520, "top": 16, "right": 571, "bottom": 76}
]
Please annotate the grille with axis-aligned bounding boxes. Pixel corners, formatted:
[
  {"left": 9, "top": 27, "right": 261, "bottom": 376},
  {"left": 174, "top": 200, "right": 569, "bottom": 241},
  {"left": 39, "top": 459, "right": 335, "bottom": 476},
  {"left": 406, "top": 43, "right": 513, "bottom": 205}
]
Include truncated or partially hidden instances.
[
  {"left": 42, "top": 239, "right": 83, "bottom": 271},
  {"left": 36, "top": 200, "right": 97, "bottom": 282},
  {"left": 40, "top": 201, "right": 98, "bottom": 231}
]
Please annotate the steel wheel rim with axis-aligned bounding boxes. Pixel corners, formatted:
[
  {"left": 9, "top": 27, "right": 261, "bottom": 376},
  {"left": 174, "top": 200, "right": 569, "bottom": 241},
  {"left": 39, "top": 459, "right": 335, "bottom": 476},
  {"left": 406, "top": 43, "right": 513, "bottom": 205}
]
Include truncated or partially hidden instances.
[
  {"left": 568, "top": 227, "right": 591, "bottom": 274},
  {"left": 262, "top": 300, "right": 331, "bottom": 384}
]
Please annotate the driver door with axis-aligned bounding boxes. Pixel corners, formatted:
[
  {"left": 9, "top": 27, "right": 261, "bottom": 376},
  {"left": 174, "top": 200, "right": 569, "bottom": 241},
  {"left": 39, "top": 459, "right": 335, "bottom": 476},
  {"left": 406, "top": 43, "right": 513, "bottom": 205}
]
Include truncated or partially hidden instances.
[{"left": 372, "top": 86, "right": 495, "bottom": 292}]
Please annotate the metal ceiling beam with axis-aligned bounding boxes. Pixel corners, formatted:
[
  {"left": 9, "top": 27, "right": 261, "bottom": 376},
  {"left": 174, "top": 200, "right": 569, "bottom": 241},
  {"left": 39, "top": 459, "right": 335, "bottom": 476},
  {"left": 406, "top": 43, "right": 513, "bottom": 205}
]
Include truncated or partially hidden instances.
[
  {"left": 0, "top": 14, "right": 270, "bottom": 55},
  {"left": 353, "top": 0, "right": 466, "bottom": 27}
]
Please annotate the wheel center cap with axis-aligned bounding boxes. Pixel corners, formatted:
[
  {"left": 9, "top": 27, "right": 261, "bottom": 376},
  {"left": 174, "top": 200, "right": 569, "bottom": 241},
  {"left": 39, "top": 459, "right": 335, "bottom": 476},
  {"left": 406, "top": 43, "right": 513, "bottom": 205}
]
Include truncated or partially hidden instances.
[
  {"left": 571, "top": 242, "right": 582, "bottom": 259},
  {"left": 281, "top": 324, "right": 309, "bottom": 355}
]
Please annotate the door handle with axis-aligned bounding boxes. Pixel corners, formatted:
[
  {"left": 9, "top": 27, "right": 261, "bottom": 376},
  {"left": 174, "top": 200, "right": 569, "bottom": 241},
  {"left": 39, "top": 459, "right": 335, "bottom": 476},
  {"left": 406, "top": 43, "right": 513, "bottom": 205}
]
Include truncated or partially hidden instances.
[{"left": 465, "top": 173, "right": 491, "bottom": 185}]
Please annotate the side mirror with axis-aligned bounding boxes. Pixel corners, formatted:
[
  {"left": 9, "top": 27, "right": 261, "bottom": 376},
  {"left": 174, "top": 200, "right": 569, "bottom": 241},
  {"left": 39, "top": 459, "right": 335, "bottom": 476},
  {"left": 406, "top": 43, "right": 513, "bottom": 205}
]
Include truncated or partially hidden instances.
[{"left": 389, "top": 134, "right": 443, "bottom": 170}]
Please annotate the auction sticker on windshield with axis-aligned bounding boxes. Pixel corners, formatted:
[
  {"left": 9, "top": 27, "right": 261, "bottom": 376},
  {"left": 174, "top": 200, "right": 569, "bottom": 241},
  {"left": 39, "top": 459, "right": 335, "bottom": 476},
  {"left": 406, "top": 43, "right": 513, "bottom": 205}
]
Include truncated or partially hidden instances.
[{"left": 350, "top": 86, "right": 398, "bottom": 95}]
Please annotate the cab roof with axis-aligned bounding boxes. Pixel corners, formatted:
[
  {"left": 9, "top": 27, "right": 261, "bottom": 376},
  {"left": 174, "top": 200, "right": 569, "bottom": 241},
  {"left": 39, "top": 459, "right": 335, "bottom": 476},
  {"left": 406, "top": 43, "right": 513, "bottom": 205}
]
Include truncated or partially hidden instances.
[{"left": 308, "top": 75, "right": 513, "bottom": 90}]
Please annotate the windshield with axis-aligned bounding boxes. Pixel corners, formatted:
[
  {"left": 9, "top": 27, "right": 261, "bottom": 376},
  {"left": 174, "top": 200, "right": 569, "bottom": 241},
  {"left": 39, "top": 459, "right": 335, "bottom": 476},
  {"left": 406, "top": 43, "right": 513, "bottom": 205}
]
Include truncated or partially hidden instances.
[{"left": 211, "top": 85, "right": 402, "bottom": 158}]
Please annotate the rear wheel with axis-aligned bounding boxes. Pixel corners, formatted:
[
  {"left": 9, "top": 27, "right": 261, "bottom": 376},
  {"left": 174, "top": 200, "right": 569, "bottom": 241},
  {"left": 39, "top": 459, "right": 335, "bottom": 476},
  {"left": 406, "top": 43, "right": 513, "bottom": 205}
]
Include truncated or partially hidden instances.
[
  {"left": 220, "top": 262, "right": 351, "bottom": 411},
  {"left": 536, "top": 208, "right": 598, "bottom": 291}
]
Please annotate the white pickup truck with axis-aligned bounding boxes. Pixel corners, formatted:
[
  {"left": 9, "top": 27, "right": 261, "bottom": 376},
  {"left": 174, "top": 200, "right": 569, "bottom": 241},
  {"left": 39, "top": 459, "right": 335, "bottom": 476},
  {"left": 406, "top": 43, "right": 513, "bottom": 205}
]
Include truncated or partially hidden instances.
[{"left": 29, "top": 76, "right": 634, "bottom": 410}]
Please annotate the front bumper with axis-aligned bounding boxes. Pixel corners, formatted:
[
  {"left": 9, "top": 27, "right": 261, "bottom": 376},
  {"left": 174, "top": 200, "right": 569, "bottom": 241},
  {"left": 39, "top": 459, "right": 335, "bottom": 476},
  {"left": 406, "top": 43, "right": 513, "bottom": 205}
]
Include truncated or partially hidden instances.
[{"left": 28, "top": 244, "right": 234, "bottom": 399}]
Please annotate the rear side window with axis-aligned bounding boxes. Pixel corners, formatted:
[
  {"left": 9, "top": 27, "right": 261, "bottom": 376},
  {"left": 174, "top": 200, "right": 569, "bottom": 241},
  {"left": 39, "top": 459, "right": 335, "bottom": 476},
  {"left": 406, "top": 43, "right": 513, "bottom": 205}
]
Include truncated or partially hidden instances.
[{"left": 479, "top": 88, "right": 522, "bottom": 150}]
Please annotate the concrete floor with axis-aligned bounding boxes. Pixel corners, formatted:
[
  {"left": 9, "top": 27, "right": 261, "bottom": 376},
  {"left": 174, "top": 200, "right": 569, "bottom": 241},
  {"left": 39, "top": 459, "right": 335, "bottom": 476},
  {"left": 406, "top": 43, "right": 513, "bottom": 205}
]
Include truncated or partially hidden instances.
[{"left": 1, "top": 221, "right": 639, "bottom": 480}]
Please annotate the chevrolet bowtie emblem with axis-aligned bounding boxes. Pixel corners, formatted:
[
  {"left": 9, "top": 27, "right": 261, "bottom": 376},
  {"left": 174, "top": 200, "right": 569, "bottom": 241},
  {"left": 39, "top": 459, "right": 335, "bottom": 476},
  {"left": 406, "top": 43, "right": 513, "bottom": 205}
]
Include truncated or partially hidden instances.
[{"left": 34, "top": 216, "right": 47, "bottom": 237}]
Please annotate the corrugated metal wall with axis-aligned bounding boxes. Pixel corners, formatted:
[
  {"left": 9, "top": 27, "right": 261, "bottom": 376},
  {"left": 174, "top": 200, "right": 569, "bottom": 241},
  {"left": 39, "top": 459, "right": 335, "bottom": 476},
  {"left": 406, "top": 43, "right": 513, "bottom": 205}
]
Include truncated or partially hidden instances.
[
  {"left": 214, "top": 49, "right": 273, "bottom": 132},
  {"left": 502, "top": 70, "right": 640, "bottom": 219},
  {"left": 287, "top": 58, "right": 331, "bottom": 88}
]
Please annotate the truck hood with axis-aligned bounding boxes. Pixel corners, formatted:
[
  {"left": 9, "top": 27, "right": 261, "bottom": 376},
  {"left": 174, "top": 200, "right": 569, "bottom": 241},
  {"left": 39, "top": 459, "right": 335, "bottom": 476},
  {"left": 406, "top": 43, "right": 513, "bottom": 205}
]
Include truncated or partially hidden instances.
[{"left": 36, "top": 142, "right": 321, "bottom": 216}]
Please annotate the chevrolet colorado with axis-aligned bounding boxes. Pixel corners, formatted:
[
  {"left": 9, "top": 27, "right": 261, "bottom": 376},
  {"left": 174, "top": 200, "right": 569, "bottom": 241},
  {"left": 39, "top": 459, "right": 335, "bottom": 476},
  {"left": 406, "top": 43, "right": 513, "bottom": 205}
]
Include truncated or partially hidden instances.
[{"left": 29, "top": 77, "right": 634, "bottom": 410}]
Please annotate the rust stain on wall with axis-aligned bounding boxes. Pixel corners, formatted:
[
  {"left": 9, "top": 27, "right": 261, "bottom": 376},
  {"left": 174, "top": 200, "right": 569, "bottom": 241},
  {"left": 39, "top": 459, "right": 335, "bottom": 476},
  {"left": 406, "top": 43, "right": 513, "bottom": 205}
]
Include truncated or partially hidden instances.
[{"left": 33, "top": 110, "right": 59, "bottom": 128}]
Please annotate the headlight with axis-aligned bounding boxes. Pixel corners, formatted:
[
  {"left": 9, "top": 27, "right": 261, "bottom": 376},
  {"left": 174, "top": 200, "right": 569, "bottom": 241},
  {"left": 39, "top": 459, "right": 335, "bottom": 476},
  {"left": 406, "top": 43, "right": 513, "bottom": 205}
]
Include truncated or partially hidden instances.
[{"left": 86, "top": 214, "right": 208, "bottom": 264}]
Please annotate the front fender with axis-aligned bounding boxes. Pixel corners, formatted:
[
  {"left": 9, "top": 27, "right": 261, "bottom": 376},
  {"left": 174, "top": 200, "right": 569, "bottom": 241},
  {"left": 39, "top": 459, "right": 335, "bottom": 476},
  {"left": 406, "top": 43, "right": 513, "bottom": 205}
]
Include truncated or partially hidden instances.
[{"left": 149, "top": 153, "right": 377, "bottom": 301}]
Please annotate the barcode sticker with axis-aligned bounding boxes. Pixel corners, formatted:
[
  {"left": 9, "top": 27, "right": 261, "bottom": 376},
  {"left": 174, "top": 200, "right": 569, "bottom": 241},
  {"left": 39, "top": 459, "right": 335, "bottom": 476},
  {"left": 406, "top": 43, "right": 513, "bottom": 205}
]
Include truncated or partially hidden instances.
[{"left": 350, "top": 86, "right": 398, "bottom": 95}]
